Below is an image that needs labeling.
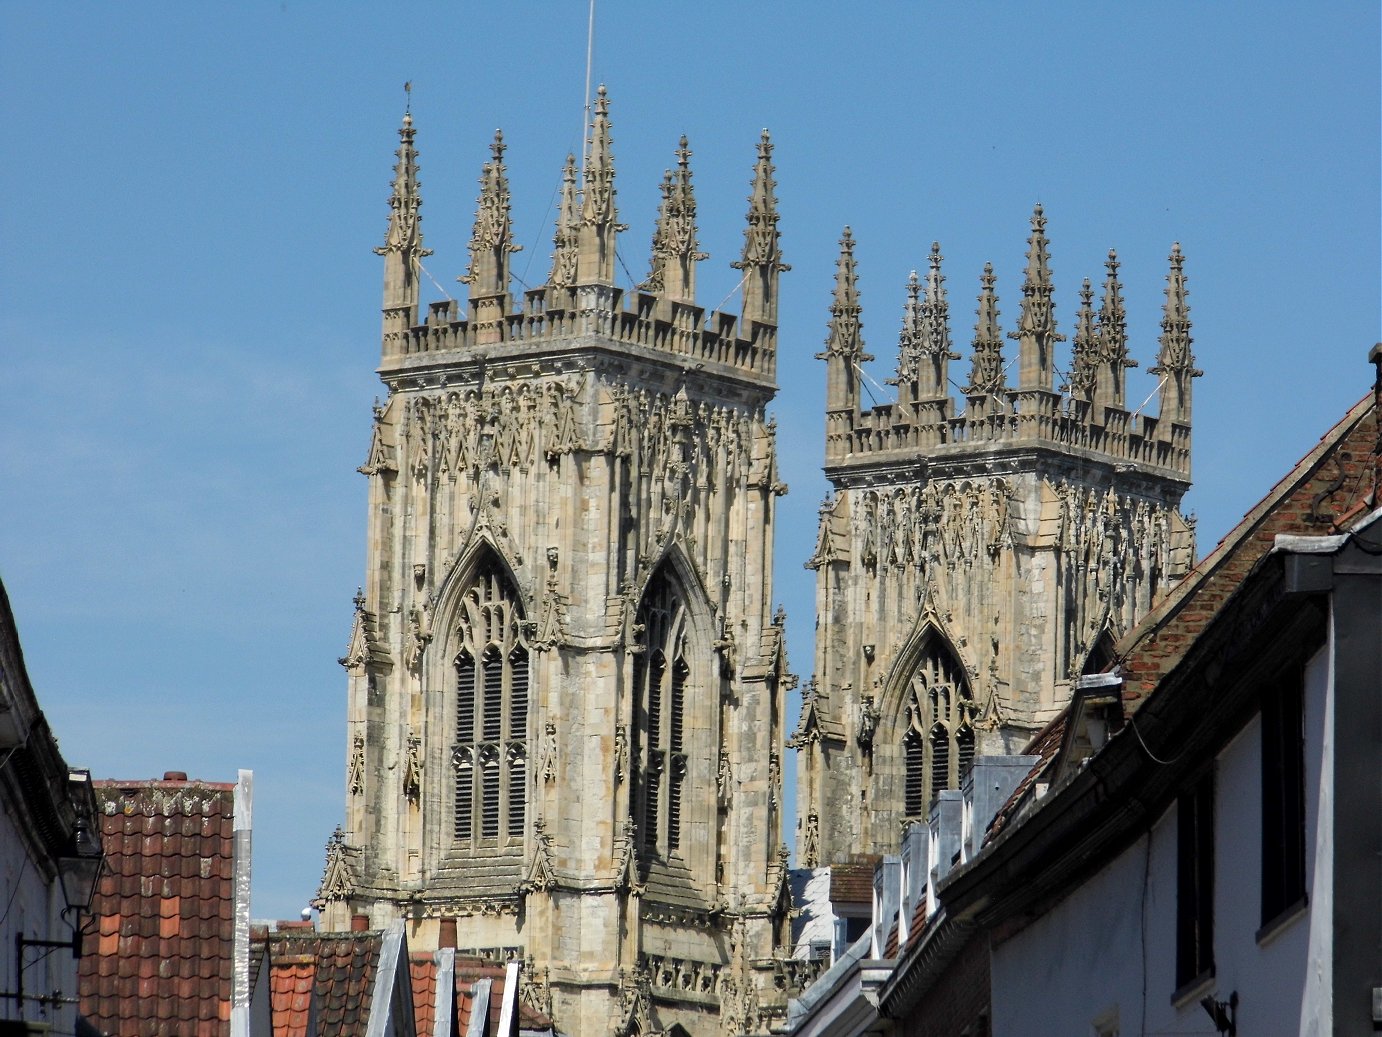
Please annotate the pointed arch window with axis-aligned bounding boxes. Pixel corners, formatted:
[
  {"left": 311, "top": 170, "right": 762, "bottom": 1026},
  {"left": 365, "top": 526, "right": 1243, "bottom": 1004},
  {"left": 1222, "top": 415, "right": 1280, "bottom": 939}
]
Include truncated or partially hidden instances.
[
  {"left": 451, "top": 556, "right": 530, "bottom": 847},
  {"left": 632, "top": 570, "right": 692, "bottom": 858},
  {"left": 901, "top": 642, "right": 974, "bottom": 818}
]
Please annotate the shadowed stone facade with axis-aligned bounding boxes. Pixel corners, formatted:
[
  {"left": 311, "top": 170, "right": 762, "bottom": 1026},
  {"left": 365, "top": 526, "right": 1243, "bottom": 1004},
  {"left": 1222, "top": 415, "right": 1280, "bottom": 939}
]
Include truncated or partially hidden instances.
[
  {"left": 318, "top": 93, "right": 803, "bottom": 1036},
  {"left": 794, "top": 218, "right": 1199, "bottom": 866}
]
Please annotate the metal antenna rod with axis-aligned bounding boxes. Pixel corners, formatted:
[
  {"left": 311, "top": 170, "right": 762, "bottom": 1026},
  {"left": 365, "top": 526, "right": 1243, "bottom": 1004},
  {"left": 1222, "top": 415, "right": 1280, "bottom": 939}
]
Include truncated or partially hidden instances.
[{"left": 581, "top": 0, "right": 596, "bottom": 180}]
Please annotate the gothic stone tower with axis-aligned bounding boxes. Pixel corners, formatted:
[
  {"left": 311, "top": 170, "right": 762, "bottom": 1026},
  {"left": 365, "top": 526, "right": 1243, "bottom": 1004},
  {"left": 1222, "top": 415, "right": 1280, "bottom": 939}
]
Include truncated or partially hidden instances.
[
  {"left": 794, "top": 213, "right": 1199, "bottom": 866},
  {"left": 319, "top": 92, "right": 798, "bottom": 1036}
]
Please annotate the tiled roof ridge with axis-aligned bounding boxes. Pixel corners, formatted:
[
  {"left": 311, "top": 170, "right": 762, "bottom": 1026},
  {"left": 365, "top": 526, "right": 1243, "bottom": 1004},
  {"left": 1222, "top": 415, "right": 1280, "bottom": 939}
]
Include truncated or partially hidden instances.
[
  {"left": 95, "top": 778, "right": 237, "bottom": 788},
  {"left": 1116, "top": 390, "right": 1372, "bottom": 660}
]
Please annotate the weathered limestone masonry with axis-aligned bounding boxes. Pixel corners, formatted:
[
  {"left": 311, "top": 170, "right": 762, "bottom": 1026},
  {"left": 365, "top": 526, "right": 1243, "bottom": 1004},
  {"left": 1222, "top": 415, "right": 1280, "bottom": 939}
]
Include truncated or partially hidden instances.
[
  {"left": 794, "top": 213, "right": 1199, "bottom": 866},
  {"left": 318, "top": 91, "right": 803, "bottom": 1036}
]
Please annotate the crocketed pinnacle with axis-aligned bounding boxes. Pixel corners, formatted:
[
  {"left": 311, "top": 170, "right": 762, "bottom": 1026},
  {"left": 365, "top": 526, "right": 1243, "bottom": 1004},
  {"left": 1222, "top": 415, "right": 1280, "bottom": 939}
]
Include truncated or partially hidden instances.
[
  {"left": 1096, "top": 249, "right": 1136, "bottom": 410},
  {"left": 643, "top": 136, "right": 707, "bottom": 302},
  {"left": 459, "top": 130, "right": 521, "bottom": 296},
  {"left": 1150, "top": 243, "right": 1201, "bottom": 425},
  {"left": 893, "top": 270, "right": 923, "bottom": 387},
  {"left": 577, "top": 85, "right": 626, "bottom": 284},
  {"left": 1152, "top": 244, "right": 1196, "bottom": 375},
  {"left": 821, "top": 228, "right": 865, "bottom": 360},
  {"left": 375, "top": 112, "right": 432, "bottom": 311},
  {"left": 964, "top": 263, "right": 1006, "bottom": 396},
  {"left": 1066, "top": 278, "right": 1099, "bottom": 402},
  {"left": 549, "top": 153, "right": 579, "bottom": 290},
  {"left": 640, "top": 170, "right": 673, "bottom": 293},
  {"left": 733, "top": 129, "right": 790, "bottom": 325},
  {"left": 1010, "top": 204, "right": 1065, "bottom": 390},
  {"left": 916, "top": 242, "right": 958, "bottom": 397}
]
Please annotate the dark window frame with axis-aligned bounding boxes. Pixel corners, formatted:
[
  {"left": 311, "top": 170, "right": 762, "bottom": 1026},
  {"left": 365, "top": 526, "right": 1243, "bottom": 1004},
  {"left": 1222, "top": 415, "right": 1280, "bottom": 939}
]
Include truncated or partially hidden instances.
[
  {"left": 1260, "top": 670, "right": 1307, "bottom": 934},
  {"left": 1175, "top": 770, "right": 1215, "bottom": 992}
]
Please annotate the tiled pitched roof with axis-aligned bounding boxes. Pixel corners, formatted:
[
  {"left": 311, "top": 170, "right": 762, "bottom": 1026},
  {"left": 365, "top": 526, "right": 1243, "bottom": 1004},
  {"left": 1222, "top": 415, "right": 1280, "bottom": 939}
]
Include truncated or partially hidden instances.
[
  {"left": 1116, "top": 391, "right": 1377, "bottom": 709},
  {"left": 828, "top": 859, "right": 878, "bottom": 906},
  {"left": 267, "top": 928, "right": 382, "bottom": 1037},
  {"left": 409, "top": 954, "right": 438, "bottom": 1036},
  {"left": 451, "top": 957, "right": 554, "bottom": 1033},
  {"left": 983, "top": 713, "right": 1067, "bottom": 843},
  {"left": 79, "top": 778, "right": 238, "bottom": 1037}
]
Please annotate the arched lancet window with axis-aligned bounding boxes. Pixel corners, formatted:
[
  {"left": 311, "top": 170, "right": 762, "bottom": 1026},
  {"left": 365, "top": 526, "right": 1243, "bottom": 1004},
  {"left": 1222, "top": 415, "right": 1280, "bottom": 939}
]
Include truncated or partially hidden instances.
[
  {"left": 901, "top": 641, "right": 973, "bottom": 818},
  {"left": 451, "top": 555, "right": 529, "bottom": 847},
  {"left": 632, "top": 569, "right": 692, "bottom": 857}
]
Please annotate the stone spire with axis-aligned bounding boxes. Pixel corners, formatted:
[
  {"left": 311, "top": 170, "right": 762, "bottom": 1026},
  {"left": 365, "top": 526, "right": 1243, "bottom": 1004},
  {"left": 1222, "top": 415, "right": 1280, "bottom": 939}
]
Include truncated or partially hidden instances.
[
  {"left": 1066, "top": 278, "right": 1099, "bottom": 404},
  {"left": 964, "top": 263, "right": 1007, "bottom": 400},
  {"left": 643, "top": 137, "right": 707, "bottom": 302},
  {"left": 1095, "top": 249, "right": 1136, "bottom": 412},
  {"left": 1010, "top": 204, "right": 1065, "bottom": 391},
  {"left": 549, "top": 153, "right": 579, "bottom": 291},
  {"left": 577, "top": 85, "right": 626, "bottom": 285},
  {"left": 374, "top": 111, "right": 432, "bottom": 333},
  {"left": 1150, "top": 243, "right": 1200, "bottom": 427},
  {"left": 819, "top": 228, "right": 870, "bottom": 421},
  {"left": 460, "top": 130, "right": 521, "bottom": 302},
  {"left": 732, "top": 129, "right": 790, "bottom": 326}
]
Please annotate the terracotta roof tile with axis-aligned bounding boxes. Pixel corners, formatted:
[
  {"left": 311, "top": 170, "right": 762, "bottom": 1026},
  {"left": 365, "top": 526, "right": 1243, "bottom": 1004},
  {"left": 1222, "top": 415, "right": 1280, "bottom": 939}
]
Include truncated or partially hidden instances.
[
  {"left": 410, "top": 954, "right": 438, "bottom": 1035},
  {"left": 78, "top": 777, "right": 239, "bottom": 1037},
  {"left": 829, "top": 859, "right": 879, "bottom": 906},
  {"left": 1116, "top": 393, "right": 1377, "bottom": 709},
  {"left": 267, "top": 929, "right": 382, "bottom": 1037}
]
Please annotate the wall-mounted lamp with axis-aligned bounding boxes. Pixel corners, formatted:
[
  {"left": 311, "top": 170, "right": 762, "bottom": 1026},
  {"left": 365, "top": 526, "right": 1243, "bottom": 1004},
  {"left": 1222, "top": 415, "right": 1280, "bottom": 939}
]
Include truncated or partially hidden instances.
[
  {"left": 9, "top": 776, "right": 106, "bottom": 1010},
  {"left": 1199, "top": 990, "right": 1238, "bottom": 1036}
]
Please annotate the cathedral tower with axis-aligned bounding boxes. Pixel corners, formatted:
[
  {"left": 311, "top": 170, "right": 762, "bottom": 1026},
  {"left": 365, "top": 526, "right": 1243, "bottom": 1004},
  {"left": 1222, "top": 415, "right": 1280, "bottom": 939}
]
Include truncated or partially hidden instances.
[
  {"left": 795, "top": 212, "right": 1199, "bottom": 865},
  {"left": 320, "top": 94, "right": 798, "bottom": 1035}
]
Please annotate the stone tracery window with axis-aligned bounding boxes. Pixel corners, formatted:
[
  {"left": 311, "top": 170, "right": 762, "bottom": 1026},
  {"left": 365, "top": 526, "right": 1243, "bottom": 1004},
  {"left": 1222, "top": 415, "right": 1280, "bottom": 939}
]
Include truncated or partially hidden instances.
[
  {"left": 451, "top": 556, "right": 529, "bottom": 847},
  {"left": 632, "top": 569, "right": 691, "bottom": 857},
  {"left": 901, "top": 642, "right": 974, "bottom": 817}
]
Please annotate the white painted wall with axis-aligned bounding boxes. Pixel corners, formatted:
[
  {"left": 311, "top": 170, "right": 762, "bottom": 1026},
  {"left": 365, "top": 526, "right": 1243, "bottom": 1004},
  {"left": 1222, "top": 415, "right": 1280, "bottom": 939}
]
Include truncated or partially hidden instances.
[
  {"left": 990, "top": 644, "right": 1330, "bottom": 1036},
  {"left": 0, "top": 791, "right": 79, "bottom": 1033}
]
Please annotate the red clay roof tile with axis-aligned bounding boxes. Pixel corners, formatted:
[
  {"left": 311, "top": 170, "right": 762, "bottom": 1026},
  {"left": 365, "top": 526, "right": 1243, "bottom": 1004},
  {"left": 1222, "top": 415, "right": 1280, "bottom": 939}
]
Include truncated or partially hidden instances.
[{"left": 78, "top": 778, "right": 239, "bottom": 1036}]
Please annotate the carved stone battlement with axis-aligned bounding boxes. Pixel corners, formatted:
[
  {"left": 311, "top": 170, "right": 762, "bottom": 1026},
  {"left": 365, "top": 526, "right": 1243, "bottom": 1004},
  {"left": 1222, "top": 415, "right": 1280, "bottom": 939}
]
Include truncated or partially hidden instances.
[{"left": 381, "top": 286, "right": 777, "bottom": 387}]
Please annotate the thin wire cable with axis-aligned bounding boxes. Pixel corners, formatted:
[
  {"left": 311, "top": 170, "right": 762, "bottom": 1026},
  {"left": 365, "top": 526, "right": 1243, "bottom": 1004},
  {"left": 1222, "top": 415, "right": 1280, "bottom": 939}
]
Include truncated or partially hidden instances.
[
  {"left": 1127, "top": 709, "right": 1187, "bottom": 766},
  {"left": 415, "top": 258, "right": 455, "bottom": 303},
  {"left": 1130, "top": 374, "right": 1168, "bottom": 420},
  {"left": 0, "top": 853, "right": 29, "bottom": 928}
]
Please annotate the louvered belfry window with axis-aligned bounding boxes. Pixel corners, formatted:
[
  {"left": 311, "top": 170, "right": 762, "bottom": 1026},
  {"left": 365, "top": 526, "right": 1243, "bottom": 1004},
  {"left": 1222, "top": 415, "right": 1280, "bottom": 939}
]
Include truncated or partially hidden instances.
[
  {"left": 633, "top": 571, "right": 691, "bottom": 857},
  {"left": 451, "top": 556, "right": 529, "bottom": 846},
  {"left": 901, "top": 642, "right": 974, "bottom": 818}
]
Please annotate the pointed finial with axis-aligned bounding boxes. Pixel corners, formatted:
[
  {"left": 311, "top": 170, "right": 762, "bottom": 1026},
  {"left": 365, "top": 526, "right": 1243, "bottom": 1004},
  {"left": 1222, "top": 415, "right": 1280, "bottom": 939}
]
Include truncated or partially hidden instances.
[
  {"left": 643, "top": 135, "right": 707, "bottom": 302},
  {"left": 549, "top": 153, "right": 580, "bottom": 290},
  {"left": 1010, "top": 204, "right": 1064, "bottom": 391},
  {"left": 1066, "top": 278, "right": 1098, "bottom": 402},
  {"left": 1150, "top": 243, "right": 1201, "bottom": 426},
  {"left": 819, "top": 229, "right": 866, "bottom": 361},
  {"left": 964, "top": 263, "right": 1006, "bottom": 396},
  {"left": 733, "top": 128, "right": 790, "bottom": 325},
  {"left": 577, "top": 84, "right": 625, "bottom": 284},
  {"left": 375, "top": 108, "right": 432, "bottom": 329},
  {"left": 1094, "top": 248, "right": 1135, "bottom": 410},
  {"left": 894, "top": 269, "right": 923, "bottom": 387},
  {"left": 819, "top": 228, "right": 870, "bottom": 423},
  {"left": 459, "top": 128, "right": 521, "bottom": 297},
  {"left": 640, "top": 169, "right": 673, "bottom": 293},
  {"left": 916, "top": 242, "right": 958, "bottom": 396}
]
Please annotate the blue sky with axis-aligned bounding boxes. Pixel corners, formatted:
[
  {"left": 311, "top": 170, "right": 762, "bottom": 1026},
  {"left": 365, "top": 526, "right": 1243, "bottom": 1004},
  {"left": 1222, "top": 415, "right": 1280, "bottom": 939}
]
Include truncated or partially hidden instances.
[{"left": 1, "top": 3, "right": 1376, "bottom": 922}]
